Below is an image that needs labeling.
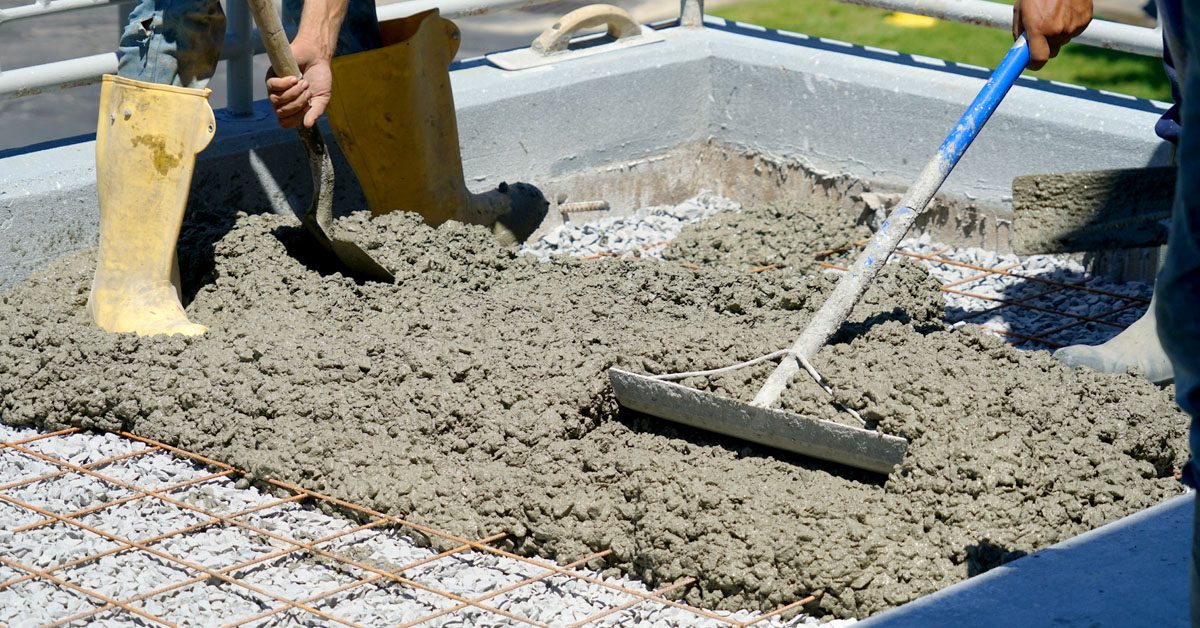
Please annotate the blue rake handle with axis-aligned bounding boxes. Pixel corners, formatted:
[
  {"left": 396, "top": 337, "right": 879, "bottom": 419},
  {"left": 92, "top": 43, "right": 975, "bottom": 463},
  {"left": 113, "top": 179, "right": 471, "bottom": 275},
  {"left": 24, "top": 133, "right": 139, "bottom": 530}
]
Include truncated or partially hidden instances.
[{"left": 752, "top": 36, "right": 1031, "bottom": 408}]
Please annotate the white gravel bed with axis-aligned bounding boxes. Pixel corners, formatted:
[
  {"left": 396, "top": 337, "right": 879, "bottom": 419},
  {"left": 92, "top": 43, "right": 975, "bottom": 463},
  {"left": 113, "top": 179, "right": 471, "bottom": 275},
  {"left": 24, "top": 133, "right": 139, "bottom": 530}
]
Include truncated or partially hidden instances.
[
  {"left": 0, "top": 422, "right": 835, "bottom": 627},
  {"left": 898, "top": 233, "right": 1152, "bottom": 349},
  {"left": 522, "top": 192, "right": 742, "bottom": 262}
]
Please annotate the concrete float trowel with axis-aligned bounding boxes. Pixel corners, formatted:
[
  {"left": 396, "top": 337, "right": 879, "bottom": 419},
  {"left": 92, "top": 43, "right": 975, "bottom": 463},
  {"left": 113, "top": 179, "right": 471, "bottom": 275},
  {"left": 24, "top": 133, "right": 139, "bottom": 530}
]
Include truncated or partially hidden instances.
[
  {"left": 1012, "top": 167, "right": 1174, "bottom": 255},
  {"left": 610, "top": 37, "right": 1033, "bottom": 475},
  {"left": 324, "top": 10, "right": 549, "bottom": 246},
  {"left": 245, "top": 0, "right": 394, "bottom": 282}
]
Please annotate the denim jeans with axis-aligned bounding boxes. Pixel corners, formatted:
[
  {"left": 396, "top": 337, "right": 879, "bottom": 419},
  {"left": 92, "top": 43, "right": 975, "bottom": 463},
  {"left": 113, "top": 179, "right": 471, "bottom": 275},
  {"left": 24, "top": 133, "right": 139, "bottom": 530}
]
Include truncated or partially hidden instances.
[
  {"left": 1154, "top": 1, "right": 1200, "bottom": 625},
  {"left": 116, "top": 0, "right": 382, "bottom": 88}
]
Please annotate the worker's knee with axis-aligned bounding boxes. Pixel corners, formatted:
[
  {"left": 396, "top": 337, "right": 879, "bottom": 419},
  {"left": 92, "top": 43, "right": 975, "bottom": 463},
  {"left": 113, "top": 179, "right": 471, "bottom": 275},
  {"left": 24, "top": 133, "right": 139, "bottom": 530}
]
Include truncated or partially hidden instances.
[{"left": 116, "top": 0, "right": 224, "bottom": 88}]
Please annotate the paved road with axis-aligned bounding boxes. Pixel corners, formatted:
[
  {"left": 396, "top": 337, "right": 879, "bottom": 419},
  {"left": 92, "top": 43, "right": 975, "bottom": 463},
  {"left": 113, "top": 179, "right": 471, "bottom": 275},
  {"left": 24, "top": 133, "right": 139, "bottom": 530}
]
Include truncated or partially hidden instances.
[
  {"left": 0, "top": 0, "right": 1159, "bottom": 154},
  {"left": 1093, "top": 0, "right": 1156, "bottom": 27}
]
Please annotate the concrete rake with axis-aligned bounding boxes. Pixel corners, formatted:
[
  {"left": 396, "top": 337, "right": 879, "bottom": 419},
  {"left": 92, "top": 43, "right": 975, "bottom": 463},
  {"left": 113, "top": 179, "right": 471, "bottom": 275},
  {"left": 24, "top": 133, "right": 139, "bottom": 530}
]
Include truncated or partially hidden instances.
[{"left": 610, "top": 37, "right": 1031, "bottom": 474}]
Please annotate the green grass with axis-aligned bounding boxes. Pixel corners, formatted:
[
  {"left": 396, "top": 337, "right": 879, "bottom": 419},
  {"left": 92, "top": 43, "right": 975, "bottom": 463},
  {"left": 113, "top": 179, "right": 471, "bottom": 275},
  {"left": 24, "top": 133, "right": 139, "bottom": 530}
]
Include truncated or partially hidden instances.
[{"left": 711, "top": 0, "right": 1172, "bottom": 101}]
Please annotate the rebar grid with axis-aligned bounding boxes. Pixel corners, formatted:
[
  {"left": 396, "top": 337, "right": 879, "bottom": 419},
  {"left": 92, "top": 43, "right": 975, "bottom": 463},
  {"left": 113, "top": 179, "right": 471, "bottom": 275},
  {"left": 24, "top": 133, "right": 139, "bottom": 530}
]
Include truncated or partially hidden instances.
[
  {"left": 581, "top": 235, "right": 1145, "bottom": 350},
  {"left": 0, "top": 428, "right": 814, "bottom": 627},
  {"left": 812, "top": 240, "right": 1149, "bottom": 349}
]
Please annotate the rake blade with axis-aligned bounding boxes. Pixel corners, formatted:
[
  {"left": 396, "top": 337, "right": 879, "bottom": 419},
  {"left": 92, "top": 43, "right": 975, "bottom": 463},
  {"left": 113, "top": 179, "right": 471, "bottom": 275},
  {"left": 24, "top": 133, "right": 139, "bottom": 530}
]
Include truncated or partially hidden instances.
[{"left": 609, "top": 368, "right": 907, "bottom": 474}]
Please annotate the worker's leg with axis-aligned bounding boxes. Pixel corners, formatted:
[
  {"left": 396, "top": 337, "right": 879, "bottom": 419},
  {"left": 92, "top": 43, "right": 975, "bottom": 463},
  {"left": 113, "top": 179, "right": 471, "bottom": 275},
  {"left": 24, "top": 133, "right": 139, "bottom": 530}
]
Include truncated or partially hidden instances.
[
  {"left": 89, "top": 77, "right": 216, "bottom": 336},
  {"left": 116, "top": 0, "right": 225, "bottom": 87},
  {"left": 92, "top": 0, "right": 222, "bottom": 335},
  {"left": 1053, "top": 0, "right": 1183, "bottom": 385},
  {"left": 282, "top": 0, "right": 382, "bottom": 55},
  {"left": 1153, "top": 1, "right": 1199, "bottom": 625}
]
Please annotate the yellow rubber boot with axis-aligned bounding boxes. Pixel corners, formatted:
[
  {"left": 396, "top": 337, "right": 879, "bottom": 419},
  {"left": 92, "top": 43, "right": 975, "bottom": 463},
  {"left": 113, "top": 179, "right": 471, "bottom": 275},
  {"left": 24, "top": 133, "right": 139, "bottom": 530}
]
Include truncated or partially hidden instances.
[
  {"left": 89, "top": 75, "right": 215, "bottom": 336},
  {"left": 326, "top": 9, "right": 548, "bottom": 244}
]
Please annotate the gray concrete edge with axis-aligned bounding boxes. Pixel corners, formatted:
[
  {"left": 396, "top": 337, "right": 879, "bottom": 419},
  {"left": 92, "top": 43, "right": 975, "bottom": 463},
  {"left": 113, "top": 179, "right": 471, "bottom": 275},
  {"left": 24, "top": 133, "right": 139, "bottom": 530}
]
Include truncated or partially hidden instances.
[{"left": 857, "top": 491, "right": 1193, "bottom": 627}]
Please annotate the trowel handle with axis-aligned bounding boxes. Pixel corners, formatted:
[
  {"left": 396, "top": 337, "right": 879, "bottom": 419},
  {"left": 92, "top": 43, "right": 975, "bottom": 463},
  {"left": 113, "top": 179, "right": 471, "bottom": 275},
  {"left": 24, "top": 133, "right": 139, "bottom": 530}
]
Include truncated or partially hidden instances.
[
  {"left": 245, "top": 0, "right": 303, "bottom": 79},
  {"left": 751, "top": 37, "right": 1029, "bottom": 409}
]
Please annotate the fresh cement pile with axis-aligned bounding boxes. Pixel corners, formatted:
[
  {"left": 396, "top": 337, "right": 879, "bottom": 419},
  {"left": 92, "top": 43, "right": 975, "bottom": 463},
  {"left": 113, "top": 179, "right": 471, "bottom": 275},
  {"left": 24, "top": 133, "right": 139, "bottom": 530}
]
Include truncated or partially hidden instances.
[{"left": 0, "top": 200, "right": 1188, "bottom": 619}]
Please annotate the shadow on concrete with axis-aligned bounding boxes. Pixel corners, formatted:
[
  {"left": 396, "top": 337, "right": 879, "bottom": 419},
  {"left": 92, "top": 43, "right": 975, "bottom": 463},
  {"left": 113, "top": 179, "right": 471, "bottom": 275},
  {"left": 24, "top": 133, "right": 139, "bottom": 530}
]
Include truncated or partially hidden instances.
[
  {"left": 967, "top": 260, "right": 1154, "bottom": 352},
  {"left": 177, "top": 120, "right": 373, "bottom": 302},
  {"left": 964, "top": 540, "right": 1028, "bottom": 577}
]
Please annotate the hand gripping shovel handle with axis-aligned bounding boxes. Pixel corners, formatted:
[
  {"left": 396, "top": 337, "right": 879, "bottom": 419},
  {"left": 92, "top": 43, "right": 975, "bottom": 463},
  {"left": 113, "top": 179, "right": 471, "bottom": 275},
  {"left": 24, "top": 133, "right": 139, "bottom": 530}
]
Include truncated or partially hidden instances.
[
  {"left": 243, "top": 0, "right": 334, "bottom": 234},
  {"left": 245, "top": 0, "right": 324, "bottom": 168},
  {"left": 751, "top": 36, "right": 1030, "bottom": 408},
  {"left": 243, "top": 0, "right": 395, "bottom": 282}
]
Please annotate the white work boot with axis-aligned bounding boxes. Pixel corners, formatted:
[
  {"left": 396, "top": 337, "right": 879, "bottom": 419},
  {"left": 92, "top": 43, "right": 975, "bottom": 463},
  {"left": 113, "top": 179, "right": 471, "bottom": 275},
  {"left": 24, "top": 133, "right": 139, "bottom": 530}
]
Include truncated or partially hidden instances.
[{"left": 1053, "top": 295, "right": 1174, "bottom": 384}]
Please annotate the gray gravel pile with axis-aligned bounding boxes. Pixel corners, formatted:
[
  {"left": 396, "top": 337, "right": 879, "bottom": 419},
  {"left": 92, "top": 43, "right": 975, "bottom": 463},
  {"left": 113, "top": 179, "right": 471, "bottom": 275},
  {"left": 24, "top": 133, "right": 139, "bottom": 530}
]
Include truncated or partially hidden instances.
[
  {"left": 0, "top": 424, "right": 831, "bottom": 627},
  {"left": 522, "top": 192, "right": 742, "bottom": 262}
]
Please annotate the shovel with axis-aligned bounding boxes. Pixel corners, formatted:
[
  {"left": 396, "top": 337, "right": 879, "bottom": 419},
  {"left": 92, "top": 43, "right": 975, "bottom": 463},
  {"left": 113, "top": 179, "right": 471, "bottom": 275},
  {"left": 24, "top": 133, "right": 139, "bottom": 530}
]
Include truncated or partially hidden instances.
[
  {"left": 245, "top": 0, "right": 394, "bottom": 283},
  {"left": 610, "top": 37, "right": 1031, "bottom": 474}
]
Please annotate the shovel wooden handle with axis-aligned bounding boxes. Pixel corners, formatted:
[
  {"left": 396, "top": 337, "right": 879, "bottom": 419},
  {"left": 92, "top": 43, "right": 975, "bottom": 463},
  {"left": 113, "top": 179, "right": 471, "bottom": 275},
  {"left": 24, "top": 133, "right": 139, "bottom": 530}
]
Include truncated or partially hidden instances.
[{"left": 246, "top": 0, "right": 302, "bottom": 79}]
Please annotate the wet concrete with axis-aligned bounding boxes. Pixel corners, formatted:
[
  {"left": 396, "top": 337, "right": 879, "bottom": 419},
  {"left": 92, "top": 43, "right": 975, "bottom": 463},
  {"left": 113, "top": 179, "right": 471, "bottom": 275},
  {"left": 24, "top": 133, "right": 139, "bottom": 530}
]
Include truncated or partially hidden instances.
[{"left": 0, "top": 200, "right": 1188, "bottom": 619}]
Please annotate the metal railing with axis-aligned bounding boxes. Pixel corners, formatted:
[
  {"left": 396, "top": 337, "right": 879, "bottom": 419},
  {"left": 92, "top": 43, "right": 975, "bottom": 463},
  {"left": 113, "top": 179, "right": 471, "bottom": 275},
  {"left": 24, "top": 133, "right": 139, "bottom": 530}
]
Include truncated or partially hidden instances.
[
  {"left": 0, "top": 0, "right": 1165, "bottom": 106},
  {"left": 835, "top": 0, "right": 1162, "bottom": 57}
]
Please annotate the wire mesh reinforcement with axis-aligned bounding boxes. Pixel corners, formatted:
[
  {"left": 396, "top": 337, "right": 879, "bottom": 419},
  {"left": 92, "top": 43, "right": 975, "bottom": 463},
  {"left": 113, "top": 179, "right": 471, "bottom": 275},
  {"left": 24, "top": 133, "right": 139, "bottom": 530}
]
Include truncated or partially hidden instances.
[
  {"left": 811, "top": 240, "right": 1150, "bottom": 350},
  {"left": 0, "top": 427, "right": 815, "bottom": 627}
]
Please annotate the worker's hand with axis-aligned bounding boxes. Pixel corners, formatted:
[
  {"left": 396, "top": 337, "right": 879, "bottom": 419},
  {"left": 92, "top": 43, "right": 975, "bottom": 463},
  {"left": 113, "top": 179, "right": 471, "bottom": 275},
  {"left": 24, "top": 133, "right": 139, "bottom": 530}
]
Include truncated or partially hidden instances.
[
  {"left": 1013, "top": 0, "right": 1093, "bottom": 70},
  {"left": 265, "top": 39, "right": 334, "bottom": 129}
]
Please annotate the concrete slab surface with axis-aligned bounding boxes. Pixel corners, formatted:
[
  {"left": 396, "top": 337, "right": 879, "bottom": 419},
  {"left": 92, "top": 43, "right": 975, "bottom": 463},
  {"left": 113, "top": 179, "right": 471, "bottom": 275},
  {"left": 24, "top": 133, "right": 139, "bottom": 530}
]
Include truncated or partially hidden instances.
[{"left": 859, "top": 491, "right": 1193, "bottom": 628}]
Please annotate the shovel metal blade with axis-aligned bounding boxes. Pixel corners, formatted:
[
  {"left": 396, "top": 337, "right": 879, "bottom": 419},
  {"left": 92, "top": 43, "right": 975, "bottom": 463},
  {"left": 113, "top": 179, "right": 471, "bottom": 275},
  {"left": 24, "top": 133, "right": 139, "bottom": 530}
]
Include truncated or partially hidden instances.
[
  {"left": 297, "top": 125, "right": 395, "bottom": 283},
  {"left": 609, "top": 368, "right": 908, "bottom": 475}
]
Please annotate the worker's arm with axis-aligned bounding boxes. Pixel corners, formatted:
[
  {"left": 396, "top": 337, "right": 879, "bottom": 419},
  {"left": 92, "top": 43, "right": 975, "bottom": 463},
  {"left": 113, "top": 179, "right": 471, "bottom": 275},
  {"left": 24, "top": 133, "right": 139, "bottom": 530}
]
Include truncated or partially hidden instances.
[
  {"left": 1012, "top": 0, "right": 1093, "bottom": 70},
  {"left": 265, "top": 0, "right": 350, "bottom": 129}
]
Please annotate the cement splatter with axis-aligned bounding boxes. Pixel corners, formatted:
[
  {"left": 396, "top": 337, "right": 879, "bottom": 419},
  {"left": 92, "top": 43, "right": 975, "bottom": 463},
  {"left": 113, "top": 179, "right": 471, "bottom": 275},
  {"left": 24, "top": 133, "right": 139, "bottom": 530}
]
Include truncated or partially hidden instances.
[{"left": 0, "top": 200, "right": 1187, "bottom": 619}]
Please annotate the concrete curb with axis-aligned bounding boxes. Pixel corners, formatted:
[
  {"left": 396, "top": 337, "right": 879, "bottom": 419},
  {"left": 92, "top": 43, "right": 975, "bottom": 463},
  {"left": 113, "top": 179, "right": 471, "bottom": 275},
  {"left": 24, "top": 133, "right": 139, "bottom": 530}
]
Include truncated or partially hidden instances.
[{"left": 859, "top": 491, "right": 1192, "bottom": 628}]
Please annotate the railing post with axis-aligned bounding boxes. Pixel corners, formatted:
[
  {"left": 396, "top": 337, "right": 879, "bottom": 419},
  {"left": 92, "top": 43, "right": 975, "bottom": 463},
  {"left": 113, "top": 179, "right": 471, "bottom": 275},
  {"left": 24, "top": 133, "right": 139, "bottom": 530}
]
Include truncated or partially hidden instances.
[
  {"left": 680, "top": 0, "right": 703, "bottom": 28},
  {"left": 225, "top": 0, "right": 255, "bottom": 116},
  {"left": 116, "top": 1, "right": 130, "bottom": 49}
]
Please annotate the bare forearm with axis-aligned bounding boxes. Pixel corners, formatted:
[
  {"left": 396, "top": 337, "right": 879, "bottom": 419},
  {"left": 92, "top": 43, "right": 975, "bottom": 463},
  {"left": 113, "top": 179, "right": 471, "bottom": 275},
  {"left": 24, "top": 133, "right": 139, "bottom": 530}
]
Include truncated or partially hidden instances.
[
  {"left": 266, "top": 0, "right": 349, "bottom": 128},
  {"left": 294, "top": 0, "right": 350, "bottom": 60}
]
